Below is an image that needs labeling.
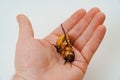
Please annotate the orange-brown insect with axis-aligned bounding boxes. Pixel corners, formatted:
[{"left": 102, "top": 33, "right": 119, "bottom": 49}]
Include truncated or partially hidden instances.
[{"left": 54, "top": 24, "right": 75, "bottom": 64}]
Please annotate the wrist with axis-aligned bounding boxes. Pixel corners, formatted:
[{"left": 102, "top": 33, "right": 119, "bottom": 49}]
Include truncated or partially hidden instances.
[
  {"left": 13, "top": 74, "right": 25, "bottom": 80},
  {"left": 13, "top": 70, "right": 40, "bottom": 80}
]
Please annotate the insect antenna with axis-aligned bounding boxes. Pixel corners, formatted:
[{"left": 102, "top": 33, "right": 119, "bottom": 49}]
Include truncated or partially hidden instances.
[
  {"left": 61, "top": 24, "right": 70, "bottom": 45},
  {"left": 61, "top": 24, "right": 68, "bottom": 44},
  {"left": 61, "top": 24, "right": 66, "bottom": 35}
]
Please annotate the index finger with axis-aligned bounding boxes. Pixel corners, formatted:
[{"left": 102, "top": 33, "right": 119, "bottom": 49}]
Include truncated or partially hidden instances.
[{"left": 51, "top": 9, "right": 86, "bottom": 36}]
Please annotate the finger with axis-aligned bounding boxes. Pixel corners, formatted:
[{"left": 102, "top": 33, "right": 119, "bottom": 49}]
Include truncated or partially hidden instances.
[
  {"left": 17, "top": 14, "right": 34, "bottom": 40},
  {"left": 68, "top": 7, "right": 100, "bottom": 44},
  {"left": 81, "top": 25, "right": 106, "bottom": 63},
  {"left": 74, "top": 12, "right": 105, "bottom": 51},
  {"left": 51, "top": 9, "right": 86, "bottom": 36}
]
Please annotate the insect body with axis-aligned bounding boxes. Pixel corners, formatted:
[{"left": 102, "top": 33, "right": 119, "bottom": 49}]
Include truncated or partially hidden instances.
[{"left": 54, "top": 24, "right": 75, "bottom": 64}]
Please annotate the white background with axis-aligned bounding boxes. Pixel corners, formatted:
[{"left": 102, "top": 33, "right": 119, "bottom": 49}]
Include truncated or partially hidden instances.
[{"left": 0, "top": 0, "right": 120, "bottom": 80}]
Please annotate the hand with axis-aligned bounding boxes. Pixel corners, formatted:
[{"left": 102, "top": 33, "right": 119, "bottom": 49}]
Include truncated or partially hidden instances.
[{"left": 14, "top": 7, "right": 106, "bottom": 80}]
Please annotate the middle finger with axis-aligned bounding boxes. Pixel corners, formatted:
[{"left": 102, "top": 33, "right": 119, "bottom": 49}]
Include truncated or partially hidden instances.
[{"left": 68, "top": 7, "right": 100, "bottom": 44}]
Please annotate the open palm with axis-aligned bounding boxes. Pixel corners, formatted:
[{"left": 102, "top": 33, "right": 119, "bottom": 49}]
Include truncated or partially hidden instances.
[{"left": 14, "top": 8, "right": 106, "bottom": 80}]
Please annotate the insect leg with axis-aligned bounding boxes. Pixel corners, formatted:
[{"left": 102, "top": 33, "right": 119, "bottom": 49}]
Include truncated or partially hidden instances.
[
  {"left": 52, "top": 44, "right": 62, "bottom": 53},
  {"left": 64, "top": 60, "right": 67, "bottom": 64}
]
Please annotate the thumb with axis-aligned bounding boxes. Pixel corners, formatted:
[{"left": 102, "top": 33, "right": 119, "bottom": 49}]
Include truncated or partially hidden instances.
[{"left": 17, "top": 14, "right": 34, "bottom": 40}]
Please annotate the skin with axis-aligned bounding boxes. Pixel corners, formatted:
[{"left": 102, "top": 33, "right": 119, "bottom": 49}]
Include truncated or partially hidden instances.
[{"left": 14, "top": 7, "right": 106, "bottom": 80}]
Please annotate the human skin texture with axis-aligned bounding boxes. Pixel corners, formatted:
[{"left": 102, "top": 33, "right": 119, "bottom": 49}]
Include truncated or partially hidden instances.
[{"left": 14, "top": 7, "right": 106, "bottom": 80}]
